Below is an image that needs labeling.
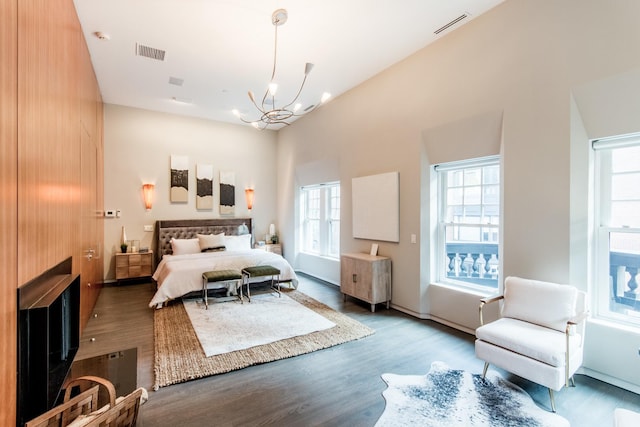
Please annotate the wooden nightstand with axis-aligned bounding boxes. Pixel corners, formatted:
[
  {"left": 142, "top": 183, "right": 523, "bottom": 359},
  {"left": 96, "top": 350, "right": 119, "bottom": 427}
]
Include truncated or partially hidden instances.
[
  {"left": 115, "top": 251, "right": 153, "bottom": 282},
  {"left": 254, "top": 243, "right": 282, "bottom": 256}
]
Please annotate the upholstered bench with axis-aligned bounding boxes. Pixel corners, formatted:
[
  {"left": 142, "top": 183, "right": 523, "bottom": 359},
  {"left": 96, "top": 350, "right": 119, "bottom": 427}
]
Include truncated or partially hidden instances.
[
  {"left": 241, "top": 265, "right": 281, "bottom": 302},
  {"left": 202, "top": 269, "right": 243, "bottom": 309}
]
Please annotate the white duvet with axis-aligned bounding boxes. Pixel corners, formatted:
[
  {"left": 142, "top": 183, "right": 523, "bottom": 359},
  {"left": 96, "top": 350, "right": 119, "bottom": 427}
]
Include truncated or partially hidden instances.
[{"left": 150, "top": 249, "right": 298, "bottom": 308}]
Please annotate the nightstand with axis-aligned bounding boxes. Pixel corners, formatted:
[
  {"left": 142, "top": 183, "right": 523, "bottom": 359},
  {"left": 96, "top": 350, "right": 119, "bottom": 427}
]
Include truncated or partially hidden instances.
[
  {"left": 115, "top": 250, "right": 153, "bottom": 282},
  {"left": 254, "top": 243, "right": 282, "bottom": 256}
]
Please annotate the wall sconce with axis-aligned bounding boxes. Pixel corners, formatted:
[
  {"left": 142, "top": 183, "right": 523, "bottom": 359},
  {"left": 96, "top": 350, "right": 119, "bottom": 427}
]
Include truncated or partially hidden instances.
[
  {"left": 142, "top": 184, "right": 155, "bottom": 211},
  {"left": 245, "top": 188, "right": 255, "bottom": 211}
]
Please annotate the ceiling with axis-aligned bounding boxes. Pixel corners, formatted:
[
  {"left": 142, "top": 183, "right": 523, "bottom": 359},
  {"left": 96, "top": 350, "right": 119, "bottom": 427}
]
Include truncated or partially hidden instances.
[{"left": 73, "top": 0, "right": 506, "bottom": 129}]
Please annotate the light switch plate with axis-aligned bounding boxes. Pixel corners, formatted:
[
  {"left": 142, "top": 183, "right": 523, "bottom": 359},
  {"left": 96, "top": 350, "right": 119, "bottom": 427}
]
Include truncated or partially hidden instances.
[{"left": 144, "top": 225, "right": 153, "bottom": 232}]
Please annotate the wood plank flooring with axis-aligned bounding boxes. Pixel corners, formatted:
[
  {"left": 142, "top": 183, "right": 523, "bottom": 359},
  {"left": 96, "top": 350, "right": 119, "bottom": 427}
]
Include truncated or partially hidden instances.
[{"left": 76, "top": 274, "right": 640, "bottom": 426}]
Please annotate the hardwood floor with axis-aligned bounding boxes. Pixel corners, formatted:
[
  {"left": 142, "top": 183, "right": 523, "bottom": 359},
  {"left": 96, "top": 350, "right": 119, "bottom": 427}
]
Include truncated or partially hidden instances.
[{"left": 76, "top": 274, "right": 640, "bottom": 426}]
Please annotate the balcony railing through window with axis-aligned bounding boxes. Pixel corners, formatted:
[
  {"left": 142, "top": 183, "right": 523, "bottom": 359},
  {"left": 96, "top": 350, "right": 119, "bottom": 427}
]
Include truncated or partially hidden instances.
[
  {"left": 610, "top": 251, "right": 640, "bottom": 314},
  {"left": 445, "top": 242, "right": 499, "bottom": 289}
]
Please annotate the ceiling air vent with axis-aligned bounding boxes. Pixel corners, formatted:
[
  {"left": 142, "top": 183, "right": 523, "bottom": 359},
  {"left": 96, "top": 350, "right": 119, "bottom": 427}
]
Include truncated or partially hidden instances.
[
  {"left": 434, "top": 12, "right": 470, "bottom": 35},
  {"left": 136, "top": 43, "right": 166, "bottom": 61}
]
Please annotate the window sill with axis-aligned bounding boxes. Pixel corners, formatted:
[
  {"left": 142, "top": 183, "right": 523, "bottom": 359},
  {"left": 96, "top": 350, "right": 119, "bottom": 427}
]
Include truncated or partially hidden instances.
[
  {"left": 431, "top": 281, "right": 499, "bottom": 298},
  {"left": 588, "top": 317, "right": 640, "bottom": 335},
  {"left": 298, "top": 252, "right": 339, "bottom": 262}
]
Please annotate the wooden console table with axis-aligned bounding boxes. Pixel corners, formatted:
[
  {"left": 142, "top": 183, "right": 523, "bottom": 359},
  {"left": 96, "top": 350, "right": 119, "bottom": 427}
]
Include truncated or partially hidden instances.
[{"left": 340, "top": 252, "right": 391, "bottom": 312}]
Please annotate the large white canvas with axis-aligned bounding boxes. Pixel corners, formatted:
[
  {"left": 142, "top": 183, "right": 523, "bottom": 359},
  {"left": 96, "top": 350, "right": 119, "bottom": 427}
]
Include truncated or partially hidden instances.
[{"left": 352, "top": 171, "right": 399, "bottom": 242}]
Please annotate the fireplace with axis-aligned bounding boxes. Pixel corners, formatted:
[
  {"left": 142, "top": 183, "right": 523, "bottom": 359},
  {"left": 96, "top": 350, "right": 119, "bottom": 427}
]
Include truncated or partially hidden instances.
[{"left": 17, "top": 257, "right": 80, "bottom": 426}]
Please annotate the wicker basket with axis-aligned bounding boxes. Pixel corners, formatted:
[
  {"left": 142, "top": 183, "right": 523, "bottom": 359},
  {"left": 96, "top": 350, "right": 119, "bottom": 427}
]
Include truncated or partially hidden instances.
[{"left": 26, "top": 375, "right": 144, "bottom": 427}]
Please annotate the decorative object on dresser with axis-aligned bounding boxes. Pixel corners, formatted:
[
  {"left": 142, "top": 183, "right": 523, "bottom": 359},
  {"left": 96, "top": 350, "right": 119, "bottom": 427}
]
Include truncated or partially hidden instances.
[
  {"left": 116, "top": 251, "right": 153, "bottom": 283},
  {"left": 375, "top": 361, "right": 569, "bottom": 427},
  {"left": 341, "top": 252, "right": 391, "bottom": 312}
]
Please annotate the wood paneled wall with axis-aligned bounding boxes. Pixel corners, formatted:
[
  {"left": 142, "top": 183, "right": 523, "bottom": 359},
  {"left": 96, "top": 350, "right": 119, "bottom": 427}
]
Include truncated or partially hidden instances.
[
  {"left": 1, "top": 0, "right": 19, "bottom": 426},
  {"left": 2, "top": 0, "right": 104, "bottom": 424}
]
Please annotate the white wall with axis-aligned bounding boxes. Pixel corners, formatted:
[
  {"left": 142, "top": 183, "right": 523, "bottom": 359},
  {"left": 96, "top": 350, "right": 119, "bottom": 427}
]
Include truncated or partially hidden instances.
[
  {"left": 103, "top": 104, "right": 278, "bottom": 280},
  {"left": 276, "top": 0, "right": 640, "bottom": 391}
]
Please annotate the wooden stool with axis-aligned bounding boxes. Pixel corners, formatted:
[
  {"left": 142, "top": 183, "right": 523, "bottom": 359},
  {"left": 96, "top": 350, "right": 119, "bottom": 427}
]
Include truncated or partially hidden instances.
[
  {"left": 241, "top": 265, "right": 281, "bottom": 302},
  {"left": 202, "top": 269, "right": 243, "bottom": 309}
]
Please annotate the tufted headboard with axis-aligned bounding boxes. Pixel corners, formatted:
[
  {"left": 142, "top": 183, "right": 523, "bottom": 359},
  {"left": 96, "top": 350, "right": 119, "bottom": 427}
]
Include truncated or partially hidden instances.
[{"left": 154, "top": 218, "right": 252, "bottom": 265}]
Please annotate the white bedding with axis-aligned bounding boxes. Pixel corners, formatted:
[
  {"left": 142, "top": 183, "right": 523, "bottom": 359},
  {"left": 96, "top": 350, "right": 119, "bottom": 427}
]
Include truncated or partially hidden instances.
[{"left": 150, "top": 249, "right": 298, "bottom": 308}]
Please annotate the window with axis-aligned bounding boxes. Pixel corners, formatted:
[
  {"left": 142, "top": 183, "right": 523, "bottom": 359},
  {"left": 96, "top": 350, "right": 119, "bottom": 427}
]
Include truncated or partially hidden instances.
[
  {"left": 300, "top": 182, "right": 340, "bottom": 258},
  {"left": 435, "top": 156, "right": 500, "bottom": 290},
  {"left": 593, "top": 135, "right": 640, "bottom": 327}
]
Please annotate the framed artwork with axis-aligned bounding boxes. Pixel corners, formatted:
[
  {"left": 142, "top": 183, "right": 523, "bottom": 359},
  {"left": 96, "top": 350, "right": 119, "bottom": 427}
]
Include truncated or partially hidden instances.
[
  {"left": 196, "top": 164, "right": 213, "bottom": 210},
  {"left": 219, "top": 170, "right": 235, "bottom": 215},
  {"left": 170, "top": 155, "right": 189, "bottom": 203},
  {"left": 352, "top": 171, "right": 400, "bottom": 242}
]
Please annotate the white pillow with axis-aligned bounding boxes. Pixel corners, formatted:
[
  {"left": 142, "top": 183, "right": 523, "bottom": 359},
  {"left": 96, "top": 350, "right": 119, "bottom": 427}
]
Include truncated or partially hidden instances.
[
  {"left": 197, "top": 233, "right": 225, "bottom": 251},
  {"left": 170, "top": 238, "right": 201, "bottom": 255},
  {"left": 224, "top": 234, "right": 251, "bottom": 251},
  {"left": 501, "top": 276, "right": 577, "bottom": 332}
]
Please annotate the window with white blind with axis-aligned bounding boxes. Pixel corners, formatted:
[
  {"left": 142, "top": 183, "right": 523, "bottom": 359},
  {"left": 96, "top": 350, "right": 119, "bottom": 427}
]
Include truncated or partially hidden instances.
[
  {"left": 300, "top": 182, "right": 340, "bottom": 258},
  {"left": 435, "top": 156, "right": 500, "bottom": 290},
  {"left": 593, "top": 134, "right": 640, "bottom": 327}
]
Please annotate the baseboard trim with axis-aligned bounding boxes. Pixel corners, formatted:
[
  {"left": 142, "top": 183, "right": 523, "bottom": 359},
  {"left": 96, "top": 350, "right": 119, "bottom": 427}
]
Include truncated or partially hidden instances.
[
  {"left": 389, "top": 303, "right": 429, "bottom": 320},
  {"left": 428, "top": 315, "right": 476, "bottom": 335},
  {"left": 295, "top": 270, "right": 339, "bottom": 286},
  {"left": 580, "top": 367, "right": 640, "bottom": 394}
]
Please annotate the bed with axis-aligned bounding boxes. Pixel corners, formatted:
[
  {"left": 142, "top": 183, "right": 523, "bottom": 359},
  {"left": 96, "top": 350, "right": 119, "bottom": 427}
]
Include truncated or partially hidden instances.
[{"left": 149, "top": 218, "right": 298, "bottom": 308}]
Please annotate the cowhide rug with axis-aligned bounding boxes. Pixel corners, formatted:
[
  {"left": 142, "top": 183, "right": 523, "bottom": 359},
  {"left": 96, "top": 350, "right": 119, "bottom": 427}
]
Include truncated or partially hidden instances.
[{"left": 375, "top": 361, "right": 570, "bottom": 427}]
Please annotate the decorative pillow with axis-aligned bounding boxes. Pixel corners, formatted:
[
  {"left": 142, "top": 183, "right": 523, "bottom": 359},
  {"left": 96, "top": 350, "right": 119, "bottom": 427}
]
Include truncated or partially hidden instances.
[
  {"left": 501, "top": 276, "right": 577, "bottom": 332},
  {"left": 170, "top": 238, "right": 201, "bottom": 255},
  {"left": 224, "top": 234, "right": 252, "bottom": 251},
  {"left": 197, "top": 233, "right": 225, "bottom": 252}
]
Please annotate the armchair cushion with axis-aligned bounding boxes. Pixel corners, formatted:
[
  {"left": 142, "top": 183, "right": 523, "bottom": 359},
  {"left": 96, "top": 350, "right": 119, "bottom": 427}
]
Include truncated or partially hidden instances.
[
  {"left": 502, "top": 277, "right": 577, "bottom": 332},
  {"left": 476, "top": 318, "right": 583, "bottom": 367}
]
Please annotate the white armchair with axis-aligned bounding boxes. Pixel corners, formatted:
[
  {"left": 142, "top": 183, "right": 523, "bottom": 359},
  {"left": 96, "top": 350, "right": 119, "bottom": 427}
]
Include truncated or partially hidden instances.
[{"left": 475, "top": 276, "right": 588, "bottom": 412}]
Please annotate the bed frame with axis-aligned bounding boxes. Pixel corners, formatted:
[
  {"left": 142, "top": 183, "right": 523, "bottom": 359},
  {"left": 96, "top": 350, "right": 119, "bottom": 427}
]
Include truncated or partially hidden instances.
[{"left": 153, "top": 218, "right": 252, "bottom": 266}]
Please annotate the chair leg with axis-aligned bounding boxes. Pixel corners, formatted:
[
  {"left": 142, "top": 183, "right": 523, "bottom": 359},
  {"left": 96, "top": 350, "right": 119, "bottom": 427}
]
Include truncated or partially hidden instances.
[
  {"left": 482, "top": 362, "right": 489, "bottom": 378},
  {"left": 569, "top": 376, "right": 576, "bottom": 387},
  {"left": 548, "top": 388, "right": 556, "bottom": 413}
]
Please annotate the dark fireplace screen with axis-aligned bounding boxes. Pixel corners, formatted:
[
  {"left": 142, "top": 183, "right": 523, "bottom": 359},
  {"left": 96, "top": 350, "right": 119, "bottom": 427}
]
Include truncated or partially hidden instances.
[{"left": 17, "top": 257, "right": 80, "bottom": 426}]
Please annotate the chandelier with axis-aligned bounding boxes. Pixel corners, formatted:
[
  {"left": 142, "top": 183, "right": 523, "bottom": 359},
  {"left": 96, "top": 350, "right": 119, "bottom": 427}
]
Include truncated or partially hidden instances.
[{"left": 233, "top": 9, "right": 330, "bottom": 130}]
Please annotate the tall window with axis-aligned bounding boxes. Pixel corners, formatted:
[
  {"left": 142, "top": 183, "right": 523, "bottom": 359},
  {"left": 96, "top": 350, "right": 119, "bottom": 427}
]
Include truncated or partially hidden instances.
[
  {"left": 594, "top": 135, "right": 640, "bottom": 327},
  {"left": 435, "top": 156, "right": 500, "bottom": 290},
  {"left": 300, "top": 182, "right": 340, "bottom": 258}
]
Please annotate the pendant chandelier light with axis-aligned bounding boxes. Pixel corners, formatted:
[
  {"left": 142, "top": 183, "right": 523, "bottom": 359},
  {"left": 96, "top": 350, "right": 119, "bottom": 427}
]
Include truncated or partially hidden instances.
[{"left": 233, "top": 9, "right": 330, "bottom": 130}]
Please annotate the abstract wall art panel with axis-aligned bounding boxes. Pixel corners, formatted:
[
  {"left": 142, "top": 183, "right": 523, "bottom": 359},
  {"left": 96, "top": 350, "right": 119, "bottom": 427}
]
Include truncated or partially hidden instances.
[
  {"left": 196, "top": 164, "right": 213, "bottom": 210},
  {"left": 219, "top": 170, "right": 235, "bottom": 215},
  {"left": 170, "top": 155, "right": 189, "bottom": 203}
]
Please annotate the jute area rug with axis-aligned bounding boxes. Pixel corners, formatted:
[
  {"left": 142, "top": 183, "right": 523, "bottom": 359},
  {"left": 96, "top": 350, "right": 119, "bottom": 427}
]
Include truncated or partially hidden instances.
[
  {"left": 154, "top": 289, "right": 374, "bottom": 390},
  {"left": 375, "top": 361, "right": 570, "bottom": 427}
]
